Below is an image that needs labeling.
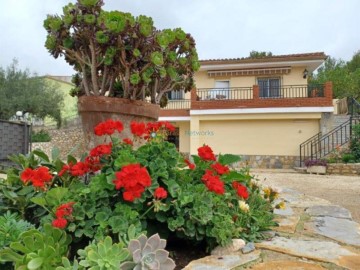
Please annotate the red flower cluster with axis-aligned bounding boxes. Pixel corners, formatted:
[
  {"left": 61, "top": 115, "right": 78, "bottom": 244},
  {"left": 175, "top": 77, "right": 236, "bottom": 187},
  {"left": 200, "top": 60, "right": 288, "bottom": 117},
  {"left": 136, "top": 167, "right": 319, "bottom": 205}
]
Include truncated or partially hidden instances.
[
  {"left": 154, "top": 187, "right": 168, "bottom": 200},
  {"left": 52, "top": 202, "right": 75, "bottom": 229},
  {"left": 94, "top": 119, "right": 123, "bottom": 136},
  {"left": 130, "top": 121, "right": 146, "bottom": 137},
  {"left": 59, "top": 161, "right": 91, "bottom": 177},
  {"left": 232, "top": 182, "right": 249, "bottom": 200},
  {"left": 89, "top": 143, "right": 112, "bottom": 157},
  {"left": 198, "top": 145, "right": 216, "bottom": 161},
  {"left": 211, "top": 163, "right": 229, "bottom": 175},
  {"left": 20, "top": 166, "right": 52, "bottom": 189},
  {"left": 130, "top": 121, "right": 176, "bottom": 138},
  {"left": 113, "top": 164, "right": 152, "bottom": 202},
  {"left": 123, "top": 138, "right": 133, "bottom": 145},
  {"left": 201, "top": 170, "right": 224, "bottom": 195},
  {"left": 184, "top": 159, "right": 195, "bottom": 170}
]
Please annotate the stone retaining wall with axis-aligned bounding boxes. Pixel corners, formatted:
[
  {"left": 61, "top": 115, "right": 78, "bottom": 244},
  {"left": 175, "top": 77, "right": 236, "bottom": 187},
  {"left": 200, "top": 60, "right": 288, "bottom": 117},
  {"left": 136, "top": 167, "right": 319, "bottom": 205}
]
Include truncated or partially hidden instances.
[
  {"left": 234, "top": 155, "right": 298, "bottom": 169},
  {"left": 327, "top": 163, "right": 360, "bottom": 175},
  {"left": 32, "top": 126, "right": 86, "bottom": 159}
]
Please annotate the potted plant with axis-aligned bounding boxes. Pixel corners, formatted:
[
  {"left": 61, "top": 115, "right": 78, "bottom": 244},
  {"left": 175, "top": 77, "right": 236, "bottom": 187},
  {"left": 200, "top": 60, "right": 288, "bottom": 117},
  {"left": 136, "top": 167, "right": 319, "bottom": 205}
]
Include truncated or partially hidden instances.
[
  {"left": 304, "top": 159, "right": 327, "bottom": 174},
  {"left": 43, "top": 0, "right": 200, "bottom": 148}
]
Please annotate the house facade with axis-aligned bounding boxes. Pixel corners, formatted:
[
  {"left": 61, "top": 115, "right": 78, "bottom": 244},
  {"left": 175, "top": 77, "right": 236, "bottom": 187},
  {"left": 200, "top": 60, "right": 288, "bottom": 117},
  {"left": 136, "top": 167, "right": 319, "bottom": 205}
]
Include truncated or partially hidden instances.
[{"left": 159, "top": 52, "right": 334, "bottom": 168}]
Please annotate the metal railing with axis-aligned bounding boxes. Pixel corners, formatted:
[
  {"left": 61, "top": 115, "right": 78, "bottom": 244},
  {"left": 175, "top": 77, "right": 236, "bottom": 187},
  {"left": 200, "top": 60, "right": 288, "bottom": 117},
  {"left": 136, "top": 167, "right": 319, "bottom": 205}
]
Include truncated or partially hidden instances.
[
  {"left": 279, "top": 84, "right": 325, "bottom": 98},
  {"left": 162, "top": 99, "right": 191, "bottom": 110},
  {"left": 196, "top": 87, "right": 253, "bottom": 101},
  {"left": 299, "top": 97, "right": 360, "bottom": 166}
]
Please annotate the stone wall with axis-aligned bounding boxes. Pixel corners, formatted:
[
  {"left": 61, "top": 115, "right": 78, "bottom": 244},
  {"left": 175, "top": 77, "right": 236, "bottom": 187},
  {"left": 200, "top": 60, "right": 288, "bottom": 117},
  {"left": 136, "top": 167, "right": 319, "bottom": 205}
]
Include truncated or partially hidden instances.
[
  {"left": 32, "top": 126, "right": 86, "bottom": 159},
  {"left": 327, "top": 163, "right": 360, "bottom": 175}
]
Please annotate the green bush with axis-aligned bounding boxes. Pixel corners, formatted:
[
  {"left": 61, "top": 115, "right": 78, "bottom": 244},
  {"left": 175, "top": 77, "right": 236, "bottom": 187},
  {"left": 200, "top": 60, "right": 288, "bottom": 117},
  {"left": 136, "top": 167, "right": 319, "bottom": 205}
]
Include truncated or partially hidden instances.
[
  {"left": 341, "top": 153, "right": 356, "bottom": 163},
  {"left": 31, "top": 130, "right": 51, "bottom": 143},
  {"left": 349, "top": 124, "right": 360, "bottom": 161},
  {"left": 0, "top": 119, "right": 278, "bottom": 269}
]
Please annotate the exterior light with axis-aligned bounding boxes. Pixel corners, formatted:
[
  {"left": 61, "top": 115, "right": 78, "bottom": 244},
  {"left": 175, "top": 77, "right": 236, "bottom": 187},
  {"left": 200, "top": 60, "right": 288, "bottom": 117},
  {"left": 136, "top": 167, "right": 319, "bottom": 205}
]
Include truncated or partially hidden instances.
[{"left": 303, "top": 69, "right": 308, "bottom": 79}]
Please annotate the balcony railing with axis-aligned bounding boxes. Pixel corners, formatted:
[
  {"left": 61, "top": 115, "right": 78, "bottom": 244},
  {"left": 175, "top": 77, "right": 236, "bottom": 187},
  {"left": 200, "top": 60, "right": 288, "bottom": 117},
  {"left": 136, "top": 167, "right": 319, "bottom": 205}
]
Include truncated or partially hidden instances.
[
  {"left": 271, "top": 84, "right": 325, "bottom": 99},
  {"left": 160, "top": 83, "right": 332, "bottom": 113},
  {"left": 196, "top": 84, "right": 325, "bottom": 101},
  {"left": 162, "top": 99, "right": 191, "bottom": 110},
  {"left": 196, "top": 87, "right": 253, "bottom": 100}
]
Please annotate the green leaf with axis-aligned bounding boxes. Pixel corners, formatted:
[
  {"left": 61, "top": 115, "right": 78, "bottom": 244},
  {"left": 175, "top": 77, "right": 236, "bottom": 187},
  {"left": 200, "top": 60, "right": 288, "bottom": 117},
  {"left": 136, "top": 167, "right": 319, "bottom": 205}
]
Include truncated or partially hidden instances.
[
  {"left": 31, "top": 197, "right": 47, "bottom": 207},
  {"left": 218, "top": 154, "right": 241, "bottom": 165},
  {"left": 51, "top": 147, "right": 61, "bottom": 161},
  {"left": 28, "top": 257, "right": 44, "bottom": 270},
  {"left": 33, "top": 150, "right": 50, "bottom": 162},
  {"left": 46, "top": 187, "right": 69, "bottom": 205}
]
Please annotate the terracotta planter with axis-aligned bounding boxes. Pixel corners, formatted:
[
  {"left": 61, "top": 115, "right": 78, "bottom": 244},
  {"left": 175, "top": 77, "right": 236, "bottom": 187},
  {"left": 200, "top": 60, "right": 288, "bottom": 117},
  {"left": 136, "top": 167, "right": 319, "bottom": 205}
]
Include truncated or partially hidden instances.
[
  {"left": 306, "top": 166, "right": 327, "bottom": 175},
  {"left": 78, "top": 96, "right": 160, "bottom": 150}
]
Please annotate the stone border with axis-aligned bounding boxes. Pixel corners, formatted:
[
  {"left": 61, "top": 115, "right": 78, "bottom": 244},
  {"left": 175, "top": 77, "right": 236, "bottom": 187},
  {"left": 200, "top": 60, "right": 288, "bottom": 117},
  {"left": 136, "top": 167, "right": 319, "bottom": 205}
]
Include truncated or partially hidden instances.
[{"left": 327, "top": 163, "right": 360, "bottom": 175}]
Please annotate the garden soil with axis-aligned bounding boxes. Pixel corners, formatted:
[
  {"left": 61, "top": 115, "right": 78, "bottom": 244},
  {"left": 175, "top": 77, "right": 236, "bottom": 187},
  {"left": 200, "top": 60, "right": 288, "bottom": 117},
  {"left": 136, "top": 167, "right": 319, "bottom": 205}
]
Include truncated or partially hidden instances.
[{"left": 253, "top": 169, "right": 360, "bottom": 223}]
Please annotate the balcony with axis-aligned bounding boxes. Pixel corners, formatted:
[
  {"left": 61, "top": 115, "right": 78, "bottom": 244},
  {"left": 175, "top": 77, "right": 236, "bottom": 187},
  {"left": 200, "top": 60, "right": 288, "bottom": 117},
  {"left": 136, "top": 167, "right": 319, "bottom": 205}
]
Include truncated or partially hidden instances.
[{"left": 160, "top": 82, "right": 333, "bottom": 117}]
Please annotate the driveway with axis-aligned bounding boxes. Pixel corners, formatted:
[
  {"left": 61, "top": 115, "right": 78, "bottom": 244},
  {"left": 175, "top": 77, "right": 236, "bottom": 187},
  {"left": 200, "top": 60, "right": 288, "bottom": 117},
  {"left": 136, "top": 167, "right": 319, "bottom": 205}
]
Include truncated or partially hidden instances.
[{"left": 252, "top": 169, "right": 360, "bottom": 223}]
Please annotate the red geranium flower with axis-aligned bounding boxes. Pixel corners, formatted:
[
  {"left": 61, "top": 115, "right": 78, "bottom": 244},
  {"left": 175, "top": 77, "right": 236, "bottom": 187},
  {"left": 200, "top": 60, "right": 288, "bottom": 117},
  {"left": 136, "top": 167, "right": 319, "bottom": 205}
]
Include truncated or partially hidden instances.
[
  {"left": 201, "top": 170, "right": 224, "bottom": 195},
  {"left": 85, "top": 156, "right": 102, "bottom": 172},
  {"left": 232, "top": 182, "right": 249, "bottom": 200},
  {"left": 89, "top": 143, "right": 112, "bottom": 157},
  {"left": 184, "top": 159, "right": 195, "bottom": 170},
  {"left": 52, "top": 218, "right": 68, "bottom": 229},
  {"left": 211, "top": 163, "right": 230, "bottom": 175},
  {"left": 70, "top": 161, "right": 90, "bottom": 176},
  {"left": 198, "top": 145, "right": 216, "bottom": 161},
  {"left": 123, "top": 138, "right": 134, "bottom": 145},
  {"left": 20, "top": 168, "right": 34, "bottom": 184},
  {"left": 58, "top": 163, "right": 73, "bottom": 177},
  {"left": 20, "top": 166, "right": 52, "bottom": 189},
  {"left": 154, "top": 187, "right": 168, "bottom": 199},
  {"left": 55, "top": 202, "right": 75, "bottom": 218},
  {"left": 130, "top": 121, "right": 146, "bottom": 137},
  {"left": 113, "top": 164, "right": 152, "bottom": 202},
  {"left": 94, "top": 119, "right": 123, "bottom": 136}
]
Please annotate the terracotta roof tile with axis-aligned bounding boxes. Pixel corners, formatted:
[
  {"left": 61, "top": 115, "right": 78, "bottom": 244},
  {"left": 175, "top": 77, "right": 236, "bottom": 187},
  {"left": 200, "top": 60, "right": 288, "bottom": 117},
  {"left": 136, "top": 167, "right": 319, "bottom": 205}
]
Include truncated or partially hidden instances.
[{"left": 200, "top": 52, "right": 327, "bottom": 65}]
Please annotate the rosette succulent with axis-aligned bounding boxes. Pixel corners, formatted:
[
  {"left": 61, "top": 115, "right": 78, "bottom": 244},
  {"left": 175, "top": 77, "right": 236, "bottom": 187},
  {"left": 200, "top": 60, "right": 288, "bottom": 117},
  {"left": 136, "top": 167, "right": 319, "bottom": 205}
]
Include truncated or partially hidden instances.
[
  {"left": 120, "top": 234, "right": 175, "bottom": 270},
  {"left": 44, "top": 0, "right": 200, "bottom": 107}
]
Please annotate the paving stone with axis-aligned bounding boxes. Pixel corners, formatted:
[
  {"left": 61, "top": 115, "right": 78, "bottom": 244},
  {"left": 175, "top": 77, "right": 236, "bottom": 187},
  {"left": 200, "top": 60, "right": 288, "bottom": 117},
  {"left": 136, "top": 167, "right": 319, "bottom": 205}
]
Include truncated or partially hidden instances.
[
  {"left": 241, "top": 242, "right": 255, "bottom": 254},
  {"left": 274, "top": 205, "right": 294, "bottom": 216},
  {"left": 305, "top": 216, "right": 360, "bottom": 246},
  {"left": 305, "top": 205, "right": 352, "bottom": 219},
  {"left": 256, "top": 237, "right": 360, "bottom": 269},
  {"left": 211, "top": 239, "right": 246, "bottom": 256},
  {"left": 250, "top": 260, "right": 326, "bottom": 270},
  {"left": 183, "top": 250, "right": 260, "bottom": 270},
  {"left": 273, "top": 215, "right": 300, "bottom": 234}
]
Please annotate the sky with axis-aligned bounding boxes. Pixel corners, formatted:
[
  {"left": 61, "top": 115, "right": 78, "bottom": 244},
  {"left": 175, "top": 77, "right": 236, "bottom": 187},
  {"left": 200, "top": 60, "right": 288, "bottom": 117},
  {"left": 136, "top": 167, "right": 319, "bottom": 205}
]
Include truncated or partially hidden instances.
[{"left": 1, "top": 0, "right": 359, "bottom": 76}]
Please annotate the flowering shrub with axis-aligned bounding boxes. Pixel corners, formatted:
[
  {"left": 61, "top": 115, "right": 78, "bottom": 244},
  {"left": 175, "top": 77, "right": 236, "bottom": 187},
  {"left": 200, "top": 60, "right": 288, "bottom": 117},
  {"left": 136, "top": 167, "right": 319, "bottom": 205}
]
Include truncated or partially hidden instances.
[
  {"left": 304, "top": 159, "right": 327, "bottom": 167},
  {"left": 0, "top": 119, "right": 277, "bottom": 268}
]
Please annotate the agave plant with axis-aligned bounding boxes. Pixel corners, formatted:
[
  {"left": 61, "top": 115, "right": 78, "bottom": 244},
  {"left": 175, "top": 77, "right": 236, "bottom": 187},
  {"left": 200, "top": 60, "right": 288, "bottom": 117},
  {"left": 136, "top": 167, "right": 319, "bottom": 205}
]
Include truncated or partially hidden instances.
[{"left": 120, "top": 234, "right": 175, "bottom": 270}]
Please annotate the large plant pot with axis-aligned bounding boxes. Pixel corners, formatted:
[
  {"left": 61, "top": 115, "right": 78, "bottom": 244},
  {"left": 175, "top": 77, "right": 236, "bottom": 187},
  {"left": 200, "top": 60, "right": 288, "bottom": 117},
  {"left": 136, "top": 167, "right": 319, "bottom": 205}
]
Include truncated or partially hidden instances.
[
  {"left": 78, "top": 96, "right": 160, "bottom": 150},
  {"left": 306, "top": 166, "right": 327, "bottom": 175}
]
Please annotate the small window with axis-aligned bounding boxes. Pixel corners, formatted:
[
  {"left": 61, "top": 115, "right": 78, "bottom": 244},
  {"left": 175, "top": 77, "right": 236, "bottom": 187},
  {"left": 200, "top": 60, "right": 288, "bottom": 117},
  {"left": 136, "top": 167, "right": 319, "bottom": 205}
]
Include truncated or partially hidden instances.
[{"left": 257, "top": 78, "right": 281, "bottom": 98}]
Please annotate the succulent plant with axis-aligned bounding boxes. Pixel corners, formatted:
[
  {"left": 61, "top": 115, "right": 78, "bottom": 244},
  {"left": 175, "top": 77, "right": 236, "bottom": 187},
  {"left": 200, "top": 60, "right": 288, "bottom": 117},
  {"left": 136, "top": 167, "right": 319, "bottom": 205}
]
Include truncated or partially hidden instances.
[
  {"left": 120, "top": 234, "right": 175, "bottom": 270},
  {"left": 78, "top": 236, "right": 129, "bottom": 270}
]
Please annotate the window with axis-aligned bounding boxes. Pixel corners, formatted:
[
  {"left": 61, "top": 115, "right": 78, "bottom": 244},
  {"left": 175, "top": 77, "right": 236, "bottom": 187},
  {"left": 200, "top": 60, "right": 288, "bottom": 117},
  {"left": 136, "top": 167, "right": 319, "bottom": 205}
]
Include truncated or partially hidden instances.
[
  {"left": 167, "top": 90, "right": 184, "bottom": 100},
  {"left": 209, "top": 81, "right": 230, "bottom": 99},
  {"left": 257, "top": 78, "right": 281, "bottom": 98}
]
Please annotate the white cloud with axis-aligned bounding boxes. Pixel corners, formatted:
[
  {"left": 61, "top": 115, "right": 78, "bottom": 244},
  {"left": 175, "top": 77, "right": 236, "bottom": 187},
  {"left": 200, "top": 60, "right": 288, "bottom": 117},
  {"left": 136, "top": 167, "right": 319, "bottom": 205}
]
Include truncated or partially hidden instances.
[{"left": 0, "top": 0, "right": 359, "bottom": 75}]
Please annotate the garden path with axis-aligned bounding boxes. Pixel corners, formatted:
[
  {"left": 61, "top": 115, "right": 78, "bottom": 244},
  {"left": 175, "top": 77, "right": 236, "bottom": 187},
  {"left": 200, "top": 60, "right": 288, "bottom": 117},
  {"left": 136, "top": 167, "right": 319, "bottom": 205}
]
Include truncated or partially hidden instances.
[{"left": 185, "top": 170, "right": 360, "bottom": 269}]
